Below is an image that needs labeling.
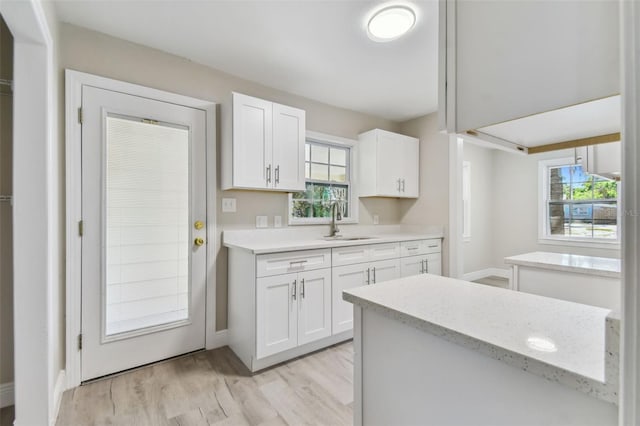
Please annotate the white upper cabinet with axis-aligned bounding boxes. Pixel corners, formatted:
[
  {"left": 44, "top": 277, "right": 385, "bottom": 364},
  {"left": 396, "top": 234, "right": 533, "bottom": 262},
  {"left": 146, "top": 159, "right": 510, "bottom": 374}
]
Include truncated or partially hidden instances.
[
  {"left": 357, "top": 129, "right": 419, "bottom": 198},
  {"left": 439, "top": 0, "right": 619, "bottom": 134},
  {"left": 225, "top": 92, "right": 305, "bottom": 191}
]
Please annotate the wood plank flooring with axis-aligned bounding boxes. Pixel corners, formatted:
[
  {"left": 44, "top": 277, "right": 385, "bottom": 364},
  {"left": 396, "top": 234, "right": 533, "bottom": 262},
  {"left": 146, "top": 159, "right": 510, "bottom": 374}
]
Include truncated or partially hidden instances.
[
  {"left": 56, "top": 342, "right": 354, "bottom": 426},
  {"left": 0, "top": 405, "right": 14, "bottom": 426}
]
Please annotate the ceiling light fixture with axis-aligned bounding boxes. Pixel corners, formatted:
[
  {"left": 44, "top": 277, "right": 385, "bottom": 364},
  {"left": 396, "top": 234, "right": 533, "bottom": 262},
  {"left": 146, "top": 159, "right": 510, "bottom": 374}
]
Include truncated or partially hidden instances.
[{"left": 367, "top": 4, "right": 417, "bottom": 42}]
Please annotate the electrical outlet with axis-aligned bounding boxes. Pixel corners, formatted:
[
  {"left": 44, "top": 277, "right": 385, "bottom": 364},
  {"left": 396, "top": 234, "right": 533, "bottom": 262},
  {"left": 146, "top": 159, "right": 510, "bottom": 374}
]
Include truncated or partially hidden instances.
[
  {"left": 256, "top": 215, "right": 268, "bottom": 228},
  {"left": 222, "top": 198, "right": 236, "bottom": 213},
  {"left": 274, "top": 216, "right": 282, "bottom": 228},
  {"left": 373, "top": 214, "right": 380, "bottom": 225}
]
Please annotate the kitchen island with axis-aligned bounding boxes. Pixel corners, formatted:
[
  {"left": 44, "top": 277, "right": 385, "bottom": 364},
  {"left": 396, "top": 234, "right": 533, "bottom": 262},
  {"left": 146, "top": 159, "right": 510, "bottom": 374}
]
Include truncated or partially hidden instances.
[{"left": 344, "top": 274, "right": 619, "bottom": 426}]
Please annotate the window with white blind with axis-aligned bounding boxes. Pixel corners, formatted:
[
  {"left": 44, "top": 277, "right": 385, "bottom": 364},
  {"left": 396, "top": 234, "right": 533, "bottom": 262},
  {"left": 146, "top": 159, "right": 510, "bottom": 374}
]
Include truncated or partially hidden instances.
[{"left": 288, "top": 133, "right": 357, "bottom": 224}]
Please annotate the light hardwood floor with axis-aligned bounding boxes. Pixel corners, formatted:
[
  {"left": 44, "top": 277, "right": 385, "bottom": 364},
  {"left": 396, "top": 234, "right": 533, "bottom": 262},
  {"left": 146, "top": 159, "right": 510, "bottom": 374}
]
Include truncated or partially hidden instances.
[
  {"left": 56, "top": 342, "right": 354, "bottom": 426},
  {"left": 0, "top": 405, "right": 14, "bottom": 426}
]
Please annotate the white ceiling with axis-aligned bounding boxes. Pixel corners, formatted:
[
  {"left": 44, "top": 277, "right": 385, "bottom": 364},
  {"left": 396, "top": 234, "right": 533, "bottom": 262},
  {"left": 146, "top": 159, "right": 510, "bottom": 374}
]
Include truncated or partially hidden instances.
[{"left": 53, "top": 0, "right": 439, "bottom": 122}]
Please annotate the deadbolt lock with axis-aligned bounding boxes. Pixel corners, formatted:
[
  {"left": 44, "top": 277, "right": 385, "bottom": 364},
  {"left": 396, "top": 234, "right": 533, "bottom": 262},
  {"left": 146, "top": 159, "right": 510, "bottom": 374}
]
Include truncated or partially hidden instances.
[
  {"left": 194, "top": 220, "right": 204, "bottom": 230},
  {"left": 194, "top": 237, "right": 205, "bottom": 247}
]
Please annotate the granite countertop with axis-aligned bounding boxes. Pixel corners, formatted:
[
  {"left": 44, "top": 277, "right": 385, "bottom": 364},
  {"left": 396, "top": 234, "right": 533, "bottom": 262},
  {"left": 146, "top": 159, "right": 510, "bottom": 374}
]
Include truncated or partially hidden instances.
[
  {"left": 504, "top": 251, "right": 621, "bottom": 278},
  {"left": 223, "top": 225, "right": 444, "bottom": 254},
  {"left": 343, "top": 274, "right": 619, "bottom": 404}
]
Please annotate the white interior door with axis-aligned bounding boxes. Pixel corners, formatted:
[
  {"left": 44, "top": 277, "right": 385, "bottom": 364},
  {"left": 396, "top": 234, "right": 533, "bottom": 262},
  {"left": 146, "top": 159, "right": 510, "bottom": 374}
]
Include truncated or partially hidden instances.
[{"left": 81, "top": 86, "right": 207, "bottom": 381}]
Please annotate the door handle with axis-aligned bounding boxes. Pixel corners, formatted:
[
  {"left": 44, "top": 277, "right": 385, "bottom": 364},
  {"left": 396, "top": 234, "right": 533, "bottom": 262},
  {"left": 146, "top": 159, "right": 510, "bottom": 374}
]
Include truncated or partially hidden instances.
[
  {"left": 292, "top": 279, "right": 297, "bottom": 300},
  {"left": 300, "top": 278, "right": 305, "bottom": 298},
  {"left": 266, "top": 164, "right": 272, "bottom": 185},
  {"left": 194, "top": 237, "right": 205, "bottom": 247},
  {"left": 275, "top": 165, "right": 280, "bottom": 185},
  {"left": 372, "top": 267, "right": 376, "bottom": 283}
]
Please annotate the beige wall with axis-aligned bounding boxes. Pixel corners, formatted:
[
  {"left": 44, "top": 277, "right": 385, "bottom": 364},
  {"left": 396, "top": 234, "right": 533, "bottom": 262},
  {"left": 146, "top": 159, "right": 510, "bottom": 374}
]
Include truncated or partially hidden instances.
[
  {"left": 59, "top": 23, "right": 402, "bottom": 331},
  {"left": 462, "top": 142, "right": 494, "bottom": 274},
  {"left": 0, "top": 16, "right": 13, "bottom": 384},
  {"left": 397, "top": 113, "right": 450, "bottom": 276}
]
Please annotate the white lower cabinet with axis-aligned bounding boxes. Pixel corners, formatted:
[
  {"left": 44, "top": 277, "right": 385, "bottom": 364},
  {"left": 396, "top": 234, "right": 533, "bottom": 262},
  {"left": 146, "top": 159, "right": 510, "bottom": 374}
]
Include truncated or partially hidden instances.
[
  {"left": 400, "top": 253, "right": 442, "bottom": 278},
  {"left": 228, "top": 238, "right": 442, "bottom": 372},
  {"left": 332, "top": 258, "right": 400, "bottom": 334},
  {"left": 256, "top": 268, "right": 331, "bottom": 359}
]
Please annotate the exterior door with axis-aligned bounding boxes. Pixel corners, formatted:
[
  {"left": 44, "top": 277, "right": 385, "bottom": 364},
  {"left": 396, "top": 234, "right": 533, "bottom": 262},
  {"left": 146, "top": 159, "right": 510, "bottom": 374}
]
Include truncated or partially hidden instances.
[
  {"left": 256, "top": 273, "right": 298, "bottom": 359},
  {"left": 81, "top": 86, "right": 207, "bottom": 381},
  {"left": 298, "top": 269, "right": 332, "bottom": 345},
  {"left": 272, "top": 103, "right": 305, "bottom": 191},
  {"left": 332, "top": 263, "right": 367, "bottom": 334}
]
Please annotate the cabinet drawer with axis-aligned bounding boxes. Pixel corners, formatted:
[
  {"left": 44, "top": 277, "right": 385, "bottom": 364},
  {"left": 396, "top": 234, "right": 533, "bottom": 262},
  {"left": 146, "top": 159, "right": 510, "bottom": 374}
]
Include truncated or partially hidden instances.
[
  {"left": 400, "top": 239, "right": 441, "bottom": 257},
  {"left": 332, "top": 245, "right": 371, "bottom": 267},
  {"left": 257, "top": 249, "right": 331, "bottom": 277},
  {"left": 368, "top": 242, "right": 401, "bottom": 262}
]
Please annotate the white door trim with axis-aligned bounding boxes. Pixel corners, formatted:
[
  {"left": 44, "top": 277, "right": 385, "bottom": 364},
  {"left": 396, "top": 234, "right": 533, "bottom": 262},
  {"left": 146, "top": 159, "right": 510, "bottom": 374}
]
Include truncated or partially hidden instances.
[
  {"left": 0, "top": 1, "right": 57, "bottom": 424},
  {"left": 620, "top": 0, "right": 639, "bottom": 423},
  {"left": 447, "top": 135, "right": 464, "bottom": 278},
  {"left": 65, "top": 70, "right": 218, "bottom": 389}
]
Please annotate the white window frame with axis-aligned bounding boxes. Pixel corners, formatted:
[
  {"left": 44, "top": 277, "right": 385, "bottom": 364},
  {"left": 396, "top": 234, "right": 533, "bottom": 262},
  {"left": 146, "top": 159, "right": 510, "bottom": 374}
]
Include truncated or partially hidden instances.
[
  {"left": 288, "top": 131, "right": 358, "bottom": 225},
  {"left": 538, "top": 157, "right": 621, "bottom": 249}
]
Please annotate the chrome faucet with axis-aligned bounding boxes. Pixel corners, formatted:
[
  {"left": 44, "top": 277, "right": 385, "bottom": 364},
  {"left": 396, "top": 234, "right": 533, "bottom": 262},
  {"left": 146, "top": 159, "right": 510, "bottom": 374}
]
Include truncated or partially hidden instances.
[{"left": 328, "top": 201, "right": 342, "bottom": 238}]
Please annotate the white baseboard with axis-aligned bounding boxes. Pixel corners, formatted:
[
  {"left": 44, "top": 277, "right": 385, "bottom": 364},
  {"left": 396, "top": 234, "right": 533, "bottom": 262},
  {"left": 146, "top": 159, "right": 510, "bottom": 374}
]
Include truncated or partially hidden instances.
[
  {"left": 207, "top": 329, "right": 228, "bottom": 350},
  {"left": 50, "top": 370, "right": 66, "bottom": 425},
  {"left": 463, "top": 267, "right": 512, "bottom": 283},
  {"left": 0, "top": 382, "right": 14, "bottom": 408}
]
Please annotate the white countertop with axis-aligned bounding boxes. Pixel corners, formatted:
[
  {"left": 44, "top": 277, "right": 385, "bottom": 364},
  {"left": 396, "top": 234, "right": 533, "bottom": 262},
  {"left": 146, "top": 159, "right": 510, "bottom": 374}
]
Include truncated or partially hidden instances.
[
  {"left": 223, "top": 225, "right": 444, "bottom": 254},
  {"left": 344, "top": 274, "right": 619, "bottom": 403},
  {"left": 504, "top": 251, "right": 621, "bottom": 278}
]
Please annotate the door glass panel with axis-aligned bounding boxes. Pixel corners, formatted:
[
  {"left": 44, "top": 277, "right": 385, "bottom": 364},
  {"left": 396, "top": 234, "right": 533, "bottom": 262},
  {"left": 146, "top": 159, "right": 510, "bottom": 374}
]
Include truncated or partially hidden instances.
[{"left": 105, "top": 115, "right": 190, "bottom": 336}]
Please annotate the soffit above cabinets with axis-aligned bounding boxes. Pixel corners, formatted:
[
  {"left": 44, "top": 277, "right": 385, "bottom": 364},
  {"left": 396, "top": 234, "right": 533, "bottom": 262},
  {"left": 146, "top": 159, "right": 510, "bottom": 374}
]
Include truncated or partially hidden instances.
[{"left": 465, "top": 95, "right": 620, "bottom": 154}]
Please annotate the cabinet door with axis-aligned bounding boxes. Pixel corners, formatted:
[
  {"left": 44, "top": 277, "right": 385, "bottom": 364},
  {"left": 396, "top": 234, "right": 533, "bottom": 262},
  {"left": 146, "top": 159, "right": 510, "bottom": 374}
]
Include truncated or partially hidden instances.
[
  {"left": 232, "top": 93, "right": 273, "bottom": 189},
  {"left": 425, "top": 253, "right": 442, "bottom": 276},
  {"left": 376, "top": 131, "right": 404, "bottom": 196},
  {"left": 401, "top": 137, "right": 419, "bottom": 198},
  {"left": 256, "top": 273, "right": 298, "bottom": 359},
  {"left": 298, "top": 269, "right": 332, "bottom": 346},
  {"left": 400, "top": 255, "right": 424, "bottom": 278},
  {"left": 370, "top": 258, "right": 401, "bottom": 284},
  {"left": 332, "top": 264, "right": 367, "bottom": 334},
  {"left": 272, "top": 103, "right": 305, "bottom": 191}
]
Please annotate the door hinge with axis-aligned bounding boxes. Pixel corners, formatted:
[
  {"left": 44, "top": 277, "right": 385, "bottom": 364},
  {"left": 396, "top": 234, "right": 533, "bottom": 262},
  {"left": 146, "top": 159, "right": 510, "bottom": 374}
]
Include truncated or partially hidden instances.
[
  {"left": 78, "top": 334, "right": 83, "bottom": 351},
  {"left": 78, "top": 107, "right": 83, "bottom": 124},
  {"left": 78, "top": 220, "right": 83, "bottom": 237}
]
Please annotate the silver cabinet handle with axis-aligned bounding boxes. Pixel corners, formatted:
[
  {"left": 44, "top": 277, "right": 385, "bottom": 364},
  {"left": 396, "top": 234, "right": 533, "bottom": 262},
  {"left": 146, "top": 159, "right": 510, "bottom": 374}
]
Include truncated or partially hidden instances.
[
  {"left": 425, "top": 259, "right": 429, "bottom": 273},
  {"left": 372, "top": 267, "right": 376, "bottom": 284},
  {"left": 366, "top": 268, "right": 370, "bottom": 285},
  {"left": 266, "top": 164, "right": 272, "bottom": 185},
  {"left": 397, "top": 178, "right": 401, "bottom": 192},
  {"left": 292, "top": 279, "right": 297, "bottom": 300},
  {"left": 300, "top": 278, "right": 305, "bottom": 298},
  {"left": 290, "top": 259, "right": 308, "bottom": 266},
  {"left": 401, "top": 179, "right": 405, "bottom": 192},
  {"left": 275, "top": 165, "right": 280, "bottom": 185},
  {"left": 419, "top": 259, "right": 424, "bottom": 274}
]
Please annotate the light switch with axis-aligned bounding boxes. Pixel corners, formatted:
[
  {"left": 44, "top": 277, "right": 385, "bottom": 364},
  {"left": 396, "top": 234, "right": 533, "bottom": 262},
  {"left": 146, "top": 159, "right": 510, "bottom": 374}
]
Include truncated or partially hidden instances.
[
  {"left": 256, "top": 215, "right": 268, "bottom": 228},
  {"left": 274, "top": 216, "right": 282, "bottom": 228},
  {"left": 222, "top": 198, "right": 237, "bottom": 213}
]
